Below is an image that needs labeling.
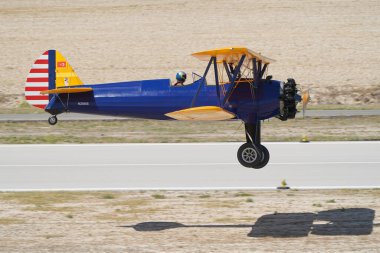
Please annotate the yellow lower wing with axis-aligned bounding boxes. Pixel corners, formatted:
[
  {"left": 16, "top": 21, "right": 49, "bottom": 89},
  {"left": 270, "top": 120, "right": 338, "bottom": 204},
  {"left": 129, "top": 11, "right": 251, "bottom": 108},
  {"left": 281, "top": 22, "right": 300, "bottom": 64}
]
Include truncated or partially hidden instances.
[
  {"left": 165, "top": 106, "right": 236, "bottom": 121},
  {"left": 40, "top": 87, "right": 93, "bottom": 94}
]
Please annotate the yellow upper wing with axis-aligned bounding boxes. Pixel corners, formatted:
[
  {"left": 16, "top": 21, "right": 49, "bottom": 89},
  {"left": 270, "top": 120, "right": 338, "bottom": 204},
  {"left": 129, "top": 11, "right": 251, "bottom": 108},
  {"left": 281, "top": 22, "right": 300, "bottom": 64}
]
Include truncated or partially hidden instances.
[{"left": 191, "top": 47, "right": 275, "bottom": 64}]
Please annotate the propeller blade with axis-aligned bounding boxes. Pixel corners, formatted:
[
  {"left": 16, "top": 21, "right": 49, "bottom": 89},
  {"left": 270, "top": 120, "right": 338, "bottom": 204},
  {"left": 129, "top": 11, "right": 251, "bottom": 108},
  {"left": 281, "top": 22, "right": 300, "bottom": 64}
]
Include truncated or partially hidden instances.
[{"left": 301, "top": 89, "right": 311, "bottom": 119}]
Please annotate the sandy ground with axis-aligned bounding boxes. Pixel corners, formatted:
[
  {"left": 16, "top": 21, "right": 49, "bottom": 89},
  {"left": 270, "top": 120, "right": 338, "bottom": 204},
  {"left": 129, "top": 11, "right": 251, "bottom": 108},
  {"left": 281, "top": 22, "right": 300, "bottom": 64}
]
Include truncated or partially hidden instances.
[
  {"left": 0, "top": 0, "right": 379, "bottom": 109},
  {"left": 0, "top": 189, "right": 379, "bottom": 252}
]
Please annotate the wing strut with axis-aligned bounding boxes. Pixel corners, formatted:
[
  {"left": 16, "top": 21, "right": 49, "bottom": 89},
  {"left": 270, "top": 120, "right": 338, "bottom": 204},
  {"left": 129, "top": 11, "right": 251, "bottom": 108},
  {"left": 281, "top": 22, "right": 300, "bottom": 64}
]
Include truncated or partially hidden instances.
[
  {"left": 222, "top": 54, "right": 246, "bottom": 105},
  {"left": 191, "top": 56, "right": 214, "bottom": 107},
  {"left": 213, "top": 57, "right": 221, "bottom": 106},
  {"left": 223, "top": 61, "right": 232, "bottom": 83},
  {"left": 253, "top": 58, "right": 258, "bottom": 87},
  {"left": 257, "top": 60, "right": 262, "bottom": 79},
  {"left": 261, "top": 63, "right": 268, "bottom": 78}
]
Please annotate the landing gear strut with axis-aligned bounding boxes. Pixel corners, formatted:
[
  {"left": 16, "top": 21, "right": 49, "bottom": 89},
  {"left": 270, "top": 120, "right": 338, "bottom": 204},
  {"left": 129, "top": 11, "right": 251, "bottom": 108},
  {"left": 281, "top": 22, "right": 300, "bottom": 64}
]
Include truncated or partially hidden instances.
[
  {"left": 48, "top": 115, "right": 58, "bottom": 125},
  {"left": 237, "top": 121, "right": 270, "bottom": 169}
]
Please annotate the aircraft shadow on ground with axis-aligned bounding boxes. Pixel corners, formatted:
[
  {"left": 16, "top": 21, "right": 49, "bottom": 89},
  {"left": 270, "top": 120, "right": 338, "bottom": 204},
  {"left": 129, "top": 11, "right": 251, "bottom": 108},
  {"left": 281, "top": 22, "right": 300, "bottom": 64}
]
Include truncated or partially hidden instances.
[{"left": 121, "top": 208, "right": 375, "bottom": 237}]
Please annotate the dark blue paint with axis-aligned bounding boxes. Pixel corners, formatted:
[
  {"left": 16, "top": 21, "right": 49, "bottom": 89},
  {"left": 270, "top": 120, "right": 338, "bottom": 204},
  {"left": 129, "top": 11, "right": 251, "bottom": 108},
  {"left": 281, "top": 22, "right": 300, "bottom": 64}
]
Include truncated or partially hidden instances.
[{"left": 46, "top": 77, "right": 281, "bottom": 124}]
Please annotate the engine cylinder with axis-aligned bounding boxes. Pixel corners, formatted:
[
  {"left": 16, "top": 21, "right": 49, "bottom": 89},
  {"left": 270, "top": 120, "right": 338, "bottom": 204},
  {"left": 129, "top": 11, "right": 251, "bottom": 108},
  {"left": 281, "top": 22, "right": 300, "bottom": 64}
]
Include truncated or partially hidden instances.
[{"left": 278, "top": 78, "right": 300, "bottom": 121}]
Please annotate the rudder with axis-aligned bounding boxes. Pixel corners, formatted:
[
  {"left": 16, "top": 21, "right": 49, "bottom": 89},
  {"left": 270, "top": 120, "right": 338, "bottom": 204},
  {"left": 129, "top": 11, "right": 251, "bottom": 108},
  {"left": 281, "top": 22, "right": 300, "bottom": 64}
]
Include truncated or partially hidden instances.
[
  {"left": 25, "top": 50, "right": 83, "bottom": 109},
  {"left": 24, "top": 50, "right": 50, "bottom": 109}
]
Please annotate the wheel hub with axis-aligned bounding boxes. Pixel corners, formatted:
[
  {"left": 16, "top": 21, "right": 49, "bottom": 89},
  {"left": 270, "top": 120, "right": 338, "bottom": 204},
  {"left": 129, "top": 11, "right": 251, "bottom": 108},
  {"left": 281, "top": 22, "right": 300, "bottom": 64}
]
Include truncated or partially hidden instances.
[{"left": 242, "top": 147, "right": 257, "bottom": 163}]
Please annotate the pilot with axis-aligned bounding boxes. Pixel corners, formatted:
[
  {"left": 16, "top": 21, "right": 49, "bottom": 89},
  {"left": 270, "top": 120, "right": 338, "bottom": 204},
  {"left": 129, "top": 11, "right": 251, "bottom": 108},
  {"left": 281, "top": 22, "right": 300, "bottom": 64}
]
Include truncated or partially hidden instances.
[{"left": 173, "top": 71, "right": 187, "bottom": 86}]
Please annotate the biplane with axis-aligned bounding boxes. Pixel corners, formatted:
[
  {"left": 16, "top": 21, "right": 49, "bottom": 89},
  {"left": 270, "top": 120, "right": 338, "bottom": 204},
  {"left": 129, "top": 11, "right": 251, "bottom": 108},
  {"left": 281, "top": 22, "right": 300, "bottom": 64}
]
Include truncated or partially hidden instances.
[{"left": 24, "top": 47, "right": 309, "bottom": 168}]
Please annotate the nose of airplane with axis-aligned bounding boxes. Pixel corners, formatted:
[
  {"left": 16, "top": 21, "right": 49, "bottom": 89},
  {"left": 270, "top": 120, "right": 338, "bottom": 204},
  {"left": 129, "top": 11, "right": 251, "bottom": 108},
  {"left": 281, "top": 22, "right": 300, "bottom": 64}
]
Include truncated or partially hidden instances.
[{"left": 278, "top": 78, "right": 300, "bottom": 121}]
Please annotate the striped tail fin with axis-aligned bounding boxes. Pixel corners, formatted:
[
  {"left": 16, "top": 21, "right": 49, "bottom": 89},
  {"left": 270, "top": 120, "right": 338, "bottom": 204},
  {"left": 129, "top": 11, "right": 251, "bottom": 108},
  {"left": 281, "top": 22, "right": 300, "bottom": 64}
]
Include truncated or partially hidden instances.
[{"left": 25, "top": 50, "right": 83, "bottom": 109}]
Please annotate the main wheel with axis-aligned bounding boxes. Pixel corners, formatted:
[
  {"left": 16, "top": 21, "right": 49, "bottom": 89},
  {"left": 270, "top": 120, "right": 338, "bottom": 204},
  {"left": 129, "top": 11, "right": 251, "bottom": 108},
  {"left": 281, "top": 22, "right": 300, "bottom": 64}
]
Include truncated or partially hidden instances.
[
  {"left": 251, "top": 145, "right": 270, "bottom": 169},
  {"left": 48, "top": 115, "right": 57, "bottom": 125},
  {"left": 237, "top": 143, "right": 262, "bottom": 168}
]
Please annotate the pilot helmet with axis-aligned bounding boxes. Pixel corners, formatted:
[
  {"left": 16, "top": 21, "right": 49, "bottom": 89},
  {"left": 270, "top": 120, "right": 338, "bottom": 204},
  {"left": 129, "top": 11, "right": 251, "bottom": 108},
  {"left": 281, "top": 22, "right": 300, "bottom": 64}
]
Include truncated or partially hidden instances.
[{"left": 176, "top": 71, "right": 187, "bottom": 82}]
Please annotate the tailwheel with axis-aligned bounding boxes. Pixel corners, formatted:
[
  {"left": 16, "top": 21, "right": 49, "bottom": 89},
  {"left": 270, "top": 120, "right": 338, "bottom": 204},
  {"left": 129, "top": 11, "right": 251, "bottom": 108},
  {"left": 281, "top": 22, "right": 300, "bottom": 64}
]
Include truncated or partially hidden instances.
[
  {"left": 48, "top": 115, "right": 58, "bottom": 125},
  {"left": 251, "top": 145, "right": 270, "bottom": 169},
  {"left": 237, "top": 143, "right": 262, "bottom": 168}
]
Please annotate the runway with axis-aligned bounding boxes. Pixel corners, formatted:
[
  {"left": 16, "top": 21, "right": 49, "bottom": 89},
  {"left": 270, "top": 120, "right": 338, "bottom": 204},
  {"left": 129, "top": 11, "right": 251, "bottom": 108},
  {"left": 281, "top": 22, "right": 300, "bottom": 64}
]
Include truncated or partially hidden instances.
[
  {"left": 0, "top": 142, "right": 379, "bottom": 191},
  {"left": 1, "top": 110, "right": 379, "bottom": 122}
]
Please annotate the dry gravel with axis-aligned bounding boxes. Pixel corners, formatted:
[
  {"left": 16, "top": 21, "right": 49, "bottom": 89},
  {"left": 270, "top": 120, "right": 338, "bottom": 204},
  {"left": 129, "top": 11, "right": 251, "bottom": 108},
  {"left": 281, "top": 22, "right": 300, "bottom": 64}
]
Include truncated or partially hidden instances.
[
  {"left": 0, "top": 0, "right": 379, "bottom": 109},
  {"left": 0, "top": 189, "right": 379, "bottom": 252}
]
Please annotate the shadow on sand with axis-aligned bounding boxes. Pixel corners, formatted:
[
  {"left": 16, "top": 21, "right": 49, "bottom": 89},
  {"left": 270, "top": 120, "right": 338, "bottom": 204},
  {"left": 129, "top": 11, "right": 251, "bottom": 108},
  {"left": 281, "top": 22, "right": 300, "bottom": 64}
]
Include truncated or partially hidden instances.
[{"left": 121, "top": 208, "right": 376, "bottom": 237}]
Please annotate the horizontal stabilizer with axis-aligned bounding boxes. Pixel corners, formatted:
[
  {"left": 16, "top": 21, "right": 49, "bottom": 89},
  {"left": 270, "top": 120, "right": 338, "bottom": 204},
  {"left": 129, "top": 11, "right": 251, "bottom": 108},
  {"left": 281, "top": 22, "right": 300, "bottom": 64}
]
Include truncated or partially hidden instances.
[
  {"left": 40, "top": 87, "right": 93, "bottom": 94},
  {"left": 165, "top": 106, "right": 236, "bottom": 121}
]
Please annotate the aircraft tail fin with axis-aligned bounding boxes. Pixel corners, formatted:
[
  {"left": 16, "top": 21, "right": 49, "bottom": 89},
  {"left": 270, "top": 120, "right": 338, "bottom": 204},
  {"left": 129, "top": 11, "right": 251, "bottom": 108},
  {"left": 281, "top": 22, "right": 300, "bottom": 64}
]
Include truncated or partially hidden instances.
[{"left": 25, "top": 50, "right": 83, "bottom": 109}]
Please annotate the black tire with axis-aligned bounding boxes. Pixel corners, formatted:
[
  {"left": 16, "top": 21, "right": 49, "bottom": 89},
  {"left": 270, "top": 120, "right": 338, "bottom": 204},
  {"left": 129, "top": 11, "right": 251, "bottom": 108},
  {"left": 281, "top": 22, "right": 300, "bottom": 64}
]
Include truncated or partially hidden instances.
[
  {"left": 48, "top": 115, "right": 57, "bottom": 125},
  {"left": 251, "top": 145, "right": 270, "bottom": 169},
  {"left": 237, "top": 143, "right": 262, "bottom": 168}
]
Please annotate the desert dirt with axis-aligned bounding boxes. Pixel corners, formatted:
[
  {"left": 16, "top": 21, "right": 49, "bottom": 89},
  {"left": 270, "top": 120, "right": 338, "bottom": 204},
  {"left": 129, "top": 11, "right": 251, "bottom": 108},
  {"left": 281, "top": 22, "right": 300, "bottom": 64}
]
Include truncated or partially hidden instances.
[
  {"left": 0, "top": 0, "right": 379, "bottom": 109},
  {"left": 0, "top": 189, "right": 379, "bottom": 253}
]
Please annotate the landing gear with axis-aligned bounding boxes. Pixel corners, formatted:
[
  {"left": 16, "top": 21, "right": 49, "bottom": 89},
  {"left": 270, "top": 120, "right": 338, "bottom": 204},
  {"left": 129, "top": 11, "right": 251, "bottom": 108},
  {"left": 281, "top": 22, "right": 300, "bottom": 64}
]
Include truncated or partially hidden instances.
[
  {"left": 237, "top": 143, "right": 262, "bottom": 168},
  {"left": 48, "top": 115, "right": 58, "bottom": 125},
  {"left": 253, "top": 144, "right": 270, "bottom": 169},
  {"left": 237, "top": 121, "right": 270, "bottom": 169}
]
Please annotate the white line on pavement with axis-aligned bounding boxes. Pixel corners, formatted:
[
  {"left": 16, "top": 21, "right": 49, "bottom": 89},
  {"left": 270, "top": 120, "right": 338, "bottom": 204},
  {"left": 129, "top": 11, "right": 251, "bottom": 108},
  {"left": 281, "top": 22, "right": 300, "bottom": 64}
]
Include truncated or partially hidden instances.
[
  {"left": 1, "top": 186, "right": 380, "bottom": 192},
  {"left": 0, "top": 141, "right": 379, "bottom": 148},
  {"left": 1, "top": 161, "right": 379, "bottom": 167}
]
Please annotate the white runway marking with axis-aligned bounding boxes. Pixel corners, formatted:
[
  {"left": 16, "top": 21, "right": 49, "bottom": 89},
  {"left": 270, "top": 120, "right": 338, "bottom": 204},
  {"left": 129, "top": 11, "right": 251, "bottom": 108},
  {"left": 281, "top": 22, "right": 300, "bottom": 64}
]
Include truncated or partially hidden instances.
[
  {"left": 2, "top": 186, "right": 380, "bottom": 192},
  {"left": 0, "top": 140, "right": 379, "bottom": 147},
  {"left": 1, "top": 161, "right": 379, "bottom": 167}
]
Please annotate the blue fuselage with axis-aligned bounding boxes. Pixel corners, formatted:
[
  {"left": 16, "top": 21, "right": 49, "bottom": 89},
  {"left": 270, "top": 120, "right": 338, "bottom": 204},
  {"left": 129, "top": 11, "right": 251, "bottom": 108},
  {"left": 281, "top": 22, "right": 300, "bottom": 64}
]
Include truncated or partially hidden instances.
[{"left": 46, "top": 78, "right": 281, "bottom": 124}]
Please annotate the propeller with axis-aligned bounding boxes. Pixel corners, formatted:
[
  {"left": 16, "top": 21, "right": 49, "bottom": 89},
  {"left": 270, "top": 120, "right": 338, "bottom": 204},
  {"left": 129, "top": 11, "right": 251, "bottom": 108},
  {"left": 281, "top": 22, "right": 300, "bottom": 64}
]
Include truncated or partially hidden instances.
[{"left": 301, "top": 89, "right": 311, "bottom": 118}]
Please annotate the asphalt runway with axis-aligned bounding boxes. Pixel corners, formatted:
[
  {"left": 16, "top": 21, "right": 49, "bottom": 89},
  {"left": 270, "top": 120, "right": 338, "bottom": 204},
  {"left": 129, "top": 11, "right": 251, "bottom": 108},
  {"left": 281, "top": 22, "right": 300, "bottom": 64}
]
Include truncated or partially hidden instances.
[
  {"left": 1, "top": 110, "right": 379, "bottom": 121},
  {"left": 0, "top": 142, "right": 379, "bottom": 191}
]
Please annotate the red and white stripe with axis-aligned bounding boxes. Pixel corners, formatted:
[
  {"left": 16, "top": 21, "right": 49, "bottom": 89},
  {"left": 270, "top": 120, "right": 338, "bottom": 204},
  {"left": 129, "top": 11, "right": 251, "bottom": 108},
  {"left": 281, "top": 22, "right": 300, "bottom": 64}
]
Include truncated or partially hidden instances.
[{"left": 25, "top": 51, "right": 50, "bottom": 109}]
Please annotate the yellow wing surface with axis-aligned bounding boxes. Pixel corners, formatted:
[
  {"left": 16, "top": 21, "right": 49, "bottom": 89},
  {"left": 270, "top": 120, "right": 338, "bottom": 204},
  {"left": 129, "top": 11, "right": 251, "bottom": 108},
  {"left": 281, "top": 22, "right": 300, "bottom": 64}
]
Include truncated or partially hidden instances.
[
  {"left": 165, "top": 106, "right": 236, "bottom": 121},
  {"left": 191, "top": 47, "right": 275, "bottom": 64}
]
